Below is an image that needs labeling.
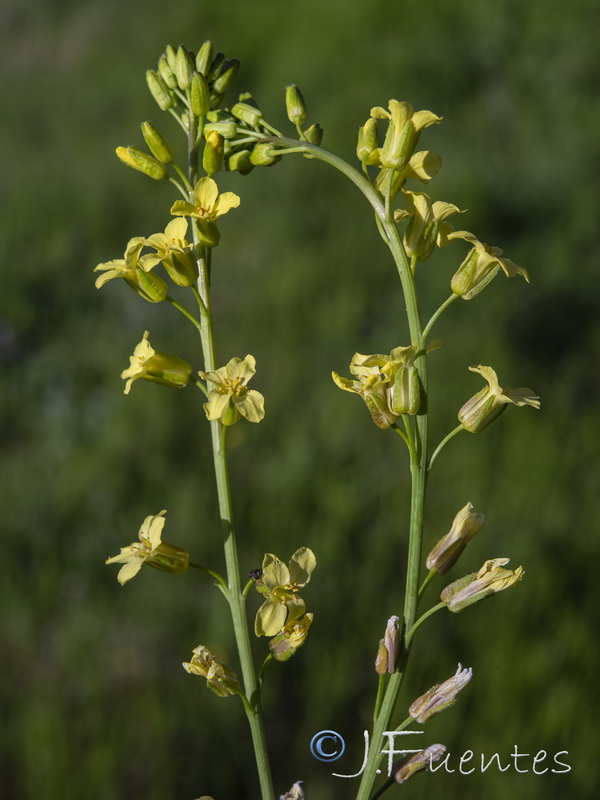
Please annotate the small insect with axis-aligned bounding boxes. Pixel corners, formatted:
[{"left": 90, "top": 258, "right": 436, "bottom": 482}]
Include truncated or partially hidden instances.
[{"left": 248, "top": 568, "right": 263, "bottom": 581}]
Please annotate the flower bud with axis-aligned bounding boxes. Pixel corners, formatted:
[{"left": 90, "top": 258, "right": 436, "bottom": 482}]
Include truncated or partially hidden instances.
[
  {"left": 250, "top": 143, "right": 281, "bottom": 166},
  {"left": 157, "top": 54, "right": 178, "bottom": 89},
  {"left": 202, "top": 130, "right": 224, "bottom": 175},
  {"left": 207, "top": 52, "right": 225, "bottom": 81},
  {"left": 409, "top": 664, "right": 473, "bottom": 723},
  {"left": 285, "top": 84, "right": 306, "bottom": 126},
  {"left": 227, "top": 149, "right": 253, "bottom": 175},
  {"left": 304, "top": 123, "right": 323, "bottom": 145},
  {"left": 441, "top": 558, "right": 524, "bottom": 613},
  {"left": 165, "top": 44, "right": 178, "bottom": 73},
  {"left": 212, "top": 59, "right": 240, "bottom": 94},
  {"left": 357, "top": 118, "right": 379, "bottom": 161},
  {"left": 175, "top": 45, "right": 194, "bottom": 91},
  {"left": 190, "top": 72, "right": 210, "bottom": 117},
  {"left": 115, "top": 146, "right": 167, "bottom": 180},
  {"left": 203, "top": 120, "right": 238, "bottom": 139},
  {"left": 393, "top": 744, "right": 447, "bottom": 784},
  {"left": 195, "top": 41, "right": 213, "bottom": 76},
  {"left": 141, "top": 121, "right": 174, "bottom": 164},
  {"left": 426, "top": 502, "right": 484, "bottom": 575},
  {"left": 231, "top": 102, "right": 263, "bottom": 128},
  {"left": 146, "top": 70, "right": 174, "bottom": 111}
]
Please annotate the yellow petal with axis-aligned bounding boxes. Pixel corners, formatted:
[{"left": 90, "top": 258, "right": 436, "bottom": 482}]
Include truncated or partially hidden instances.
[
  {"left": 194, "top": 177, "right": 219, "bottom": 211},
  {"left": 116, "top": 558, "right": 145, "bottom": 585},
  {"left": 214, "top": 191, "right": 241, "bottom": 217},
  {"left": 234, "top": 390, "right": 265, "bottom": 422},
  {"left": 288, "top": 547, "right": 316, "bottom": 586},
  {"left": 255, "top": 598, "right": 288, "bottom": 637},
  {"left": 262, "top": 553, "right": 290, "bottom": 590}
]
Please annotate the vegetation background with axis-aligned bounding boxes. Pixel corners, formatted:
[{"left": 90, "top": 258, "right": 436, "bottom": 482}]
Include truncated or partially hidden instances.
[{"left": 2, "top": 0, "right": 598, "bottom": 798}]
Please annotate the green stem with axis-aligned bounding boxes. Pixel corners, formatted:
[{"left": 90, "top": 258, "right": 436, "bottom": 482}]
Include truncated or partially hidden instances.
[
  {"left": 417, "top": 568, "right": 437, "bottom": 603},
  {"left": 422, "top": 293, "right": 458, "bottom": 343},
  {"left": 405, "top": 602, "right": 445, "bottom": 647},
  {"left": 373, "top": 674, "right": 386, "bottom": 722},
  {"left": 188, "top": 561, "right": 228, "bottom": 593},
  {"left": 265, "top": 136, "right": 430, "bottom": 800},
  {"left": 428, "top": 424, "right": 464, "bottom": 471},
  {"left": 166, "top": 294, "right": 202, "bottom": 331},
  {"left": 187, "top": 117, "right": 275, "bottom": 800}
]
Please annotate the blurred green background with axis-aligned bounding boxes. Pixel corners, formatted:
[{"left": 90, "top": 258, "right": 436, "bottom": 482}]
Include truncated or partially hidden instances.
[{"left": 2, "top": 0, "right": 599, "bottom": 798}]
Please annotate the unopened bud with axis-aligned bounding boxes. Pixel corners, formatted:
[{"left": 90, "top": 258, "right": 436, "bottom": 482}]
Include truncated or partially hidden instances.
[
  {"left": 146, "top": 70, "right": 174, "bottom": 111},
  {"left": 141, "top": 121, "right": 174, "bottom": 164},
  {"left": 116, "top": 146, "right": 167, "bottom": 180},
  {"left": 250, "top": 143, "right": 281, "bottom": 166},
  {"left": 203, "top": 130, "right": 224, "bottom": 175},
  {"left": 393, "top": 744, "right": 447, "bottom": 784},
  {"left": 203, "top": 120, "right": 238, "bottom": 139},
  {"left": 175, "top": 46, "right": 194, "bottom": 91},
  {"left": 357, "top": 118, "right": 379, "bottom": 161},
  {"left": 231, "top": 102, "right": 263, "bottom": 128},
  {"left": 409, "top": 664, "right": 473, "bottom": 723},
  {"left": 212, "top": 59, "right": 240, "bottom": 94},
  {"left": 227, "top": 149, "right": 253, "bottom": 175},
  {"left": 157, "top": 54, "right": 178, "bottom": 89},
  {"left": 304, "top": 123, "right": 323, "bottom": 145},
  {"left": 374, "top": 639, "right": 388, "bottom": 675},
  {"left": 195, "top": 41, "right": 213, "bottom": 76},
  {"left": 207, "top": 52, "right": 225, "bottom": 82},
  {"left": 426, "top": 503, "right": 484, "bottom": 575},
  {"left": 190, "top": 72, "right": 210, "bottom": 117},
  {"left": 165, "top": 45, "right": 178, "bottom": 73},
  {"left": 285, "top": 84, "right": 306, "bottom": 126}
]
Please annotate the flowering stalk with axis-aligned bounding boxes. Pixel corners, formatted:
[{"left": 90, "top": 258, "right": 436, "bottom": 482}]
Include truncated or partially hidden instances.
[{"left": 186, "top": 106, "right": 275, "bottom": 800}]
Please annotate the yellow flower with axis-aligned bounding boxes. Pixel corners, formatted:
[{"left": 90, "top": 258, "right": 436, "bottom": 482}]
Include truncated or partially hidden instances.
[
  {"left": 393, "top": 189, "right": 463, "bottom": 261},
  {"left": 140, "top": 218, "right": 199, "bottom": 286},
  {"left": 441, "top": 557, "right": 524, "bottom": 612},
  {"left": 121, "top": 331, "right": 192, "bottom": 395},
  {"left": 458, "top": 365, "right": 540, "bottom": 433},
  {"left": 254, "top": 548, "right": 316, "bottom": 637},
  {"left": 447, "top": 231, "right": 529, "bottom": 299},
  {"left": 170, "top": 177, "right": 240, "bottom": 247},
  {"left": 182, "top": 645, "right": 241, "bottom": 698},
  {"left": 105, "top": 510, "right": 189, "bottom": 585},
  {"left": 94, "top": 237, "right": 168, "bottom": 302},
  {"left": 200, "top": 355, "right": 265, "bottom": 426},
  {"left": 426, "top": 502, "right": 484, "bottom": 575}
]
